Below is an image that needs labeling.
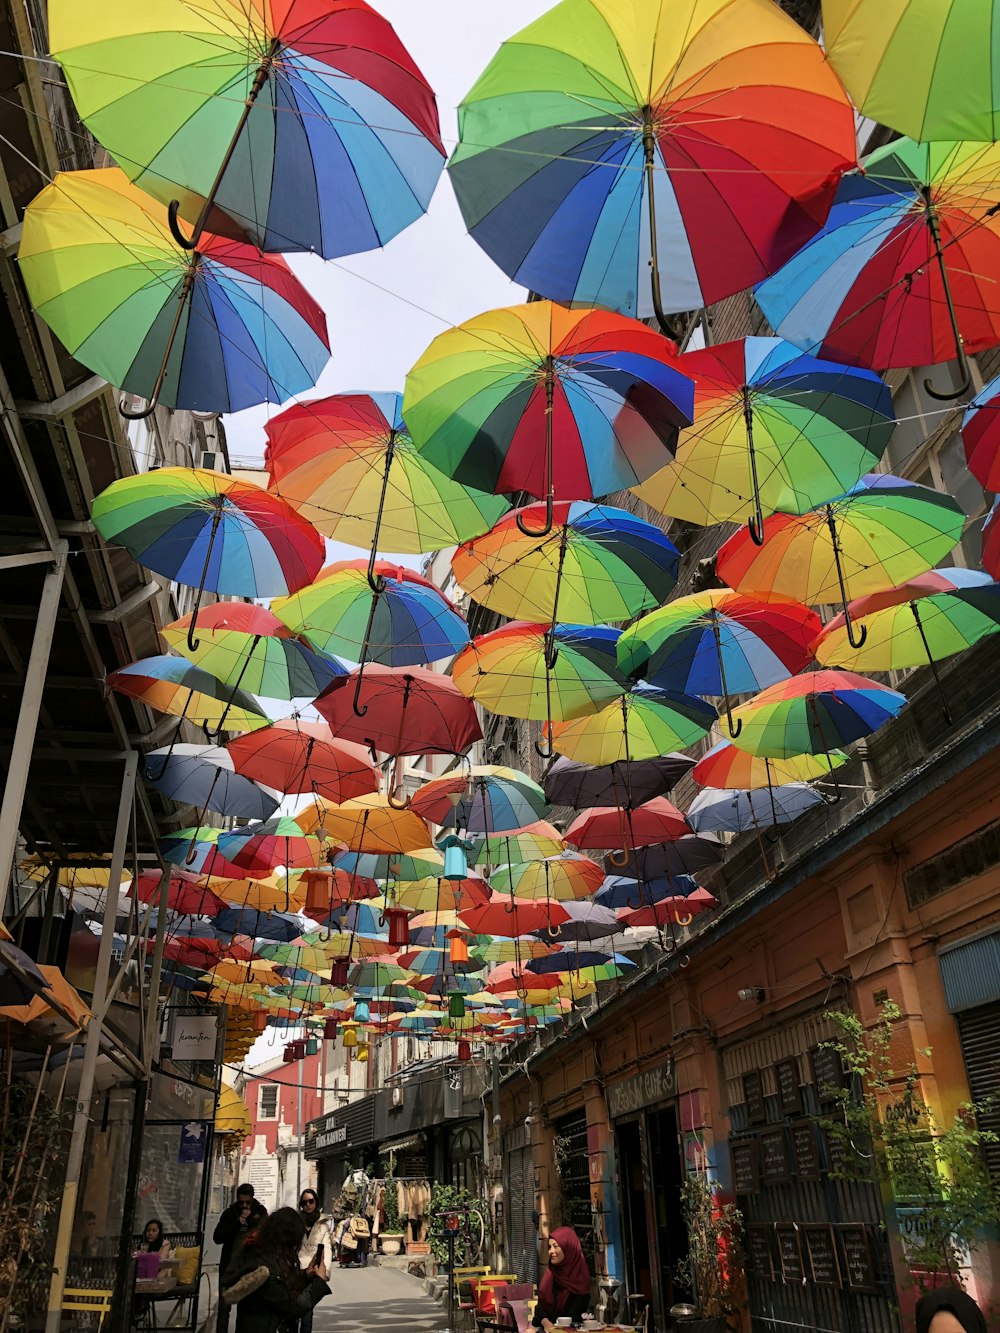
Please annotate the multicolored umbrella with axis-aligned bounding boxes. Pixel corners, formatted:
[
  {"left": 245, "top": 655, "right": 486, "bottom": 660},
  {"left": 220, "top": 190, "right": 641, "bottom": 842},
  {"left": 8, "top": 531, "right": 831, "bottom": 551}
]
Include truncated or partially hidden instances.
[
  {"left": 452, "top": 502, "right": 678, "bottom": 626},
  {"left": 295, "top": 795, "right": 429, "bottom": 855},
  {"left": 217, "top": 818, "right": 327, "bottom": 876},
  {"left": 21, "top": 169, "right": 329, "bottom": 417},
  {"left": 144, "top": 743, "right": 279, "bottom": 821},
  {"left": 686, "top": 784, "right": 824, "bottom": 833},
  {"left": 525, "top": 950, "right": 634, "bottom": 982},
  {"left": 717, "top": 476, "right": 966, "bottom": 649},
  {"left": 331, "top": 850, "right": 446, "bottom": 883},
  {"left": 465, "top": 823, "right": 565, "bottom": 869},
  {"left": 617, "top": 590, "right": 820, "bottom": 737},
  {"left": 265, "top": 391, "right": 508, "bottom": 570},
  {"left": 388, "top": 875, "right": 491, "bottom": 915},
  {"left": 404, "top": 301, "right": 694, "bottom": 536},
  {"left": 692, "top": 740, "right": 847, "bottom": 791},
  {"left": 731, "top": 670, "right": 907, "bottom": 760},
  {"left": 632, "top": 338, "right": 894, "bottom": 538},
  {"left": 93, "top": 468, "right": 324, "bottom": 649},
  {"left": 755, "top": 139, "right": 1000, "bottom": 398},
  {"left": 491, "top": 854, "right": 605, "bottom": 903},
  {"left": 962, "top": 373, "right": 1000, "bottom": 491},
  {"left": 107, "top": 656, "right": 269, "bottom": 732},
  {"left": 160, "top": 827, "right": 249, "bottom": 881},
  {"left": 543, "top": 754, "right": 693, "bottom": 810},
  {"left": 225, "top": 719, "right": 378, "bottom": 802},
  {"left": 447, "top": 0, "right": 854, "bottom": 323},
  {"left": 410, "top": 767, "right": 549, "bottom": 835},
  {"left": 549, "top": 684, "right": 716, "bottom": 765},
  {"left": 51, "top": 0, "right": 445, "bottom": 258},
  {"left": 822, "top": 0, "right": 1000, "bottom": 142}
]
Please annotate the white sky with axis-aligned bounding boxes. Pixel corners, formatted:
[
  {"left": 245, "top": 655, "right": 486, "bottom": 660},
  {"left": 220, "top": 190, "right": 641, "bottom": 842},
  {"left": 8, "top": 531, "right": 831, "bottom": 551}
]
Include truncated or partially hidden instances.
[{"left": 223, "top": 0, "right": 548, "bottom": 468}]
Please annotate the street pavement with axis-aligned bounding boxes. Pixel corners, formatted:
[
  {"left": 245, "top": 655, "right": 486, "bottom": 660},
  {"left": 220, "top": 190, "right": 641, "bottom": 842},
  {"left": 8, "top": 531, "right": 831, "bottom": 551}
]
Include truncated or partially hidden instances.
[{"left": 313, "top": 1261, "right": 446, "bottom": 1333}]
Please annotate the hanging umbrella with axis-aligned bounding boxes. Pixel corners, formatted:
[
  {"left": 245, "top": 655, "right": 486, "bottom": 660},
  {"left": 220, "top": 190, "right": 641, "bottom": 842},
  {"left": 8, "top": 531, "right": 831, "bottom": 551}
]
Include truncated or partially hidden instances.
[
  {"left": 50, "top": 0, "right": 445, "bottom": 258},
  {"left": 404, "top": 301, "right": 694, "bottom": 537},
  {"left": 565, "top": 799, "right": 691, "bottom": 853},
  {"left": 465, "top": 823, "right": 565, "bottom": 869},
  {"left": 460, "top": 896, "right": 571, "bottom": 939},
  {"left": 619, "top": 887, "right": 719, "bottom": 928},
  {"left": 687, "top": 784, "right": 824, "bottom": 833},
  {"left": 485, "top": 962, "right": 596, "bottom": 1003},
  {"left": 224, "top": 873, "right": 309, "bottom": 914},
  {"left": 452, "top": 502, "right": 678, "bottom": 626},
  {"left": 536, "top": 901, "right": 619, "bottom": 944},
  {"left": 265, "top": 391, "right": 507, "bottom": 573},
  {"left": 490, "top": 853, "right": 605, "bottom": 903},
  {"left": 613, "top": 835, "right": 724, "bottom": 880},
  {"left": 211, "top": 908, "right": 305, "bottom": 943},
  {"left": 543, "top": 754, "right": 693, "bottom": 810},
  {"left": 129, "top": 869, "right": 226, "bottom": 917},
  {"left": 717, "top": 476, "right": 967, "bottom": 650},
  {"left": 822, "top": 0, "right": 1000, "bottom": 142},
  {"left": 107, "top": 657, "right": 269, "bottom": 732},
  {"left": 447, "top": 0, "right": 854, "bottom": 326},
  {"left": 755, "top": 139, "right": 1000, "bottom": 399},
  {"left": 632, "top": 337, "right": 894, "bottom": 540},
  {"left": 159, "top": 827, "right": 249, "bottom": 879},
  {"left": 410, "top": 767, "right": 549, "bottom": 834},
  {"left": 217, "top": 818, "right": 328, "bottom": 877},
  {"left": 295, "top": 795, "right": 430, "bottom": 855},
  {"left": 730, "top": 670, "right": 907, "bottom": 761},
  {"left": 549, "top": 684, "right": 716, "bottom": 765},
  {"left": 962, "top": 374, "right": 1000, "bottom": 490},
  {"left": 21, "top": 168, "right": 329, "bottom": 418},
  {"left": 93, "top": 469, "right": 324, "bottom": 651},
  {"left": 471, "top": 937, "right": 556, "bottom": 964},
  {"left": 163, "top": 604, "right": 344, "bottom": 705},
  {"left": 225, "top": 719, "right": 378, "bottom": 802},
  {"left": 595, "top": 874, "right": 701, "bottom": 911},
  {"left": 693, "top": 740, "right": 847, "bottom": 790},
  {"left": 144, "top": 743, "right": 279, "bottom": 821},
  {"left": 984, "top": 498, "right": 1000, "bottom": 580},
  {"left": 388, "top": 874, "right": 491, "bottom": 914},
  {"left": 525, "top": 950, "right": 634, "bottom": 981}
]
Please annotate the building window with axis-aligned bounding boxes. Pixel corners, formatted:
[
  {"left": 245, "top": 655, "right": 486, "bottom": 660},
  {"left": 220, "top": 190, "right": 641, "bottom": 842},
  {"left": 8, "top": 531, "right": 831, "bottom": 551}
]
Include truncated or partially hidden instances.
[{"left": 258, "top": 1084, "right": 279, "bottom": 1121}]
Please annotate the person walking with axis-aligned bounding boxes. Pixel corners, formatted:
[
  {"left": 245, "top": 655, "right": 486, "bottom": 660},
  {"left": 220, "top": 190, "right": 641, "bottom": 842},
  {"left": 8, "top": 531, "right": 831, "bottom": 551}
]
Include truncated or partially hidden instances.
[
  {"left": 294, "top": 1190, "right": 333, "bottom": 1333},
  {"left": 222, "top": 1207, "right": 330, "bottom": 1333},
  {"left": 215, "top": 1184, "right": 268, "bottom": 1333}
]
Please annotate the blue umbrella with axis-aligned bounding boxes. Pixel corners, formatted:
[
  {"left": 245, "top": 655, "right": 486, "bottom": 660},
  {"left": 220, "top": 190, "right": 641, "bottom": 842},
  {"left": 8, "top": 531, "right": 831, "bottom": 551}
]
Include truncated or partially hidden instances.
[
  {"left": 212, "top": 908, "right": 304, "bottom": 943},
  {"left": 525, "top": 949, "right": 635, "bottom": 975},
  {"left": 145, "top": 744, "right": 279, "bottom": 820},
  {"left": 595, "top": 875, "right": 702, "bottom": 911},
  {"left": 686, "top": 784, "right": 824, "bottom": 834}
]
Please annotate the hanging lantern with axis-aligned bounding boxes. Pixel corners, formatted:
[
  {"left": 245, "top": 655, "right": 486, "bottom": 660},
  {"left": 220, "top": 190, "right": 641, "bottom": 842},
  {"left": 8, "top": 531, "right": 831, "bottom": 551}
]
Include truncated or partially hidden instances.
[
  {"left": 354, "top": 999, "right": 371, "bottom": 1024},
  {"left": 329, "top": 958, "right": 349, "bottom": 987},
  {"left": 457, "top": 1040, "right": 472, "bottom": 1062},
  {"left": 446, "top": 929, "right": 469, "bottom": 965},
  {"left": 253, "top": 1012, "right": 268, "bottom": 1034},
  {"left": 282, "top": 1043, "right": 296, "bottom": 1063},
  {"left": 342, "top": 1025, "right": 358, "bottom": 1049},
  {"left": 448, "top": 991, "right": 466, "bottom": 1019},
  {"left": 357, "top": 1044, "right": 369, "bottom": 1063},
  {"left": 305, "top": 1037, "right": 319, "bottom": 1056},
  {"left": 439, "top": 832, "right": 474, "bottom": 881},
  {"left": 323, "top": 1017, "right": 339, "bottom": 1041},
  {"left": 304, "top": 871, "right": 332, "bottom": 916},
  {"left": 384, "top": 908, "right": 411, "bottom": 949}
]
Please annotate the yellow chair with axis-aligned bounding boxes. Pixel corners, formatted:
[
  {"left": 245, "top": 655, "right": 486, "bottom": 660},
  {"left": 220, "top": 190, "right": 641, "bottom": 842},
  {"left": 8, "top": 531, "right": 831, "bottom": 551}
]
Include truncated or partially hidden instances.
[{"left": 63, "top": 1287, "right": 113, "bottom": 1330}]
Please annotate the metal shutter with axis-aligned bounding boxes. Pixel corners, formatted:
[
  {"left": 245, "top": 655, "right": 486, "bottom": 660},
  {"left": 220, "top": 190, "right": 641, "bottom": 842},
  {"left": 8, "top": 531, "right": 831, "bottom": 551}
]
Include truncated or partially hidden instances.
[{"left": 956, "top": 1001, "right": 1000, "bottom": 1182}]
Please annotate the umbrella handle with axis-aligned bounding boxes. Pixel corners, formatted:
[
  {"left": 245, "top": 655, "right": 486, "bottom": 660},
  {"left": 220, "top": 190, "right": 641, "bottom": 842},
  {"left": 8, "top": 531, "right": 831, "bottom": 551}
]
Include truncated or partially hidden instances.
[
  {"left": 168, "top": 198, "right": 200, "bottom": 251},
  {"left": 185, "top": 501, "right": 224, "bottom": 653},
  {"left": 119, "top": 259, "right": 200, "bottom": 420},
  {"left": 921, "top": 186, "right": 974, "bottom": 402},
  {"left": 710, "top": 611, "right": 743, "bottom": 737},
  {"left": 825, "top": 506, "right": 867, "bottom": 650},
  {"left": 642, "top": 111, "right": 676, "bottom": 339},
  {"left": 908, "top": 601, "right": 953, "bottom": 724},
  {"left": 608, "top": 848, "right": 629, "bottom": 867},
  {"left": 810, "top": 697, "right": 843, "bottom": 805},
  {"left": 353, "top": 595, "right": 382, "bottom": 717},
  {"left": 534, "top": 668, "right": 555, "bottom": 758},
  {"left": 205, "top": 635, "right": 261, "bottom": 740},
  {"left": 742, "top": 390, "right": 767, "bottom": 546},
  {"left": 517, "top": 358, "right": 556, "bottom": 538}
]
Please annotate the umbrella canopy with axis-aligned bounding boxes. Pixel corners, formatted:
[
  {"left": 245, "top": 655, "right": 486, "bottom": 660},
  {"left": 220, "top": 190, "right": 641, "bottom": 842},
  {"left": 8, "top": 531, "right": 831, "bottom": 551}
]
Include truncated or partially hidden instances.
[
  {"left": 613, "top": 835, "right": 724, "bottom": 879},
  {"left": 491, "top": 853, "right": 605, "bottom": 902},
  {"left": 633, "top": 337, "right": 893, "bottom": 535},
  {"left": 595, "top": 874, "right": 701, "bottom": 910},
  {"left": 107, "top": 657, "right": 269, "bottom": 732},
  {"left": 163, "top": 604, "right": 344, "bottom": 701},
  {"left": 388, "top": 875, "right": 491, "bottom": 914},
  {"left": 453, "top": 502, "right": 678, "bottom": 625},
  {"left": 50, "top": 0, "right": 445, "bottom": 258},
  {"left": 565, "top": 799, "right": 691, "bottom": 852},
  {"left": 755, "top": 139, "right": 1000, "bottom": 396},
  {"left": 225, "top": 719, "right": 378, "bottom": 802},
  {"left": 404, "top": 301, "right": 694, "bottom": 534},
  {"left": 160, "top": 827, "right": 248, "bottom": 880},
  {"left": 212, "top": 908, "right": 305, "bottom": 943},
  {"left": 687, "top": 784, "right": 824, "bottom": 833},
  {"left": 619, "top": 887, "right": 719, "bottom": 927},
  {"left": 296, "top": 795, "right": 429, "bottom": 855},
  {"left": 962, "top": 374, "right": 1000, "bottom": 491},
  {"left": 731, "top": 670, "right": 907, "bottom": 759},
  {"left": 549, "top": 684, "right": 716, "bottom": 764},
  {"left": 265, "top": 391, "right": 508, "bottom": 554},
  {"left": 460, "top": 896, "right": 571, "bottom": 939},
  {"left": 465, "top": 823, "right": 565, "bottom": 868},
  {"left": 144, "top": 744, "right": 279, "bottom": 820},
  {"left": 525, "top": 950, "right": 634, "bottom": 980},
  {"left": 544, "top": 754, "right": 693, "bottom": 810},
  {"left": 822, "top": 0, "right": 1000, "bottom": 142},
  {"left": 272, "top": 560, "right": 469, "bottom": 666},
  {"left": 452, "top": 623, "right": 627, "bottom": 723},
  {"left": 331, "top": 850, "right": 446, "bottom": 882},
  {"left": 315, "top": 665, "right": 482, "bottom": 757},
  {"left": 447, "top": 0, "right": 854, "bottom": 321},
  {"left": 985, "top": 498, "right": 1000, "bottom": 581},
  {"left": 21, "top": 169, "right": 329, "bottom": 415},
  {"left": 537, "top": 900, "right": 619, "bottom": 943},
  {"left": 410, "top": 767, "right": 549, "bottom": 834},
  {"left": 693, "top": 740, "right": 847, "bottom": 790},
  {"left": 217, "top": 818, "right": 327, "bottom": 876}
]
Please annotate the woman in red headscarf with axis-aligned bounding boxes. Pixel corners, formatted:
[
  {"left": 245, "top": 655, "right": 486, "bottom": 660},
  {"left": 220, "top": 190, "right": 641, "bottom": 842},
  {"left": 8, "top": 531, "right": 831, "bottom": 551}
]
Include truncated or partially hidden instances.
[{"left": 533, "top": 1227, "right": 592, "bottom": 1330}]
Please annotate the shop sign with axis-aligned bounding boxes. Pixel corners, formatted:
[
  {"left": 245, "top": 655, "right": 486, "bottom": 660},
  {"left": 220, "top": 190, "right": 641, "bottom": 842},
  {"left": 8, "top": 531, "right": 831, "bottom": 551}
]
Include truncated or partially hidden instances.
[
  {"left": 314, "top": 1123, "right": 348, "bottom": 1151},
  {"left": 171, "top": 1014, "right": 218, "bottom": 1061},
  {"left": 606, "top": 1057, "right": 675, "bottom": 1118}
]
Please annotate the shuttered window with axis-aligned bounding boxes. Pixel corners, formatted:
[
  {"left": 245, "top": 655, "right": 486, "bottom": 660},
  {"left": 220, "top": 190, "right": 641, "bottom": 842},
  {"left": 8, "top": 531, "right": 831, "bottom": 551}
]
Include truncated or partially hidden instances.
[{"left": 956, "top": 1002, "right": 1000, "bottom": 1182}]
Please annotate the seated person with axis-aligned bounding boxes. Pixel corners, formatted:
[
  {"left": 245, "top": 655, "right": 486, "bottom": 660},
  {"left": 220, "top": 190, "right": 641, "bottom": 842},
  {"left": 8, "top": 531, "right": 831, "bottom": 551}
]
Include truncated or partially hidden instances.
[
  {"left": 532, "top": 1228, "right": 590, "bottom": 1331},
  {"left": 141, "top": 1218, "right": 172, "bottom": 1260}
]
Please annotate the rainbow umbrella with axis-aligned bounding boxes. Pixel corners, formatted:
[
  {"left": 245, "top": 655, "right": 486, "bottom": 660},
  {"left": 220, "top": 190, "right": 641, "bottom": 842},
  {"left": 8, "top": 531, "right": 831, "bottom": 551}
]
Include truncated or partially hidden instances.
[
  {"left": 490, "top": 853, "right": 604, "bottom": 903},
  {"left": 404, "top": 301, "right": 693, "bottom": 536},
  {"left": 632, "top": 338, "right": 894, "bottom": 539},
  {"left": 226, "top": 719, "right": 378, "bottom": 803},
  {"left": 543, "top": 754, "right": 693, "bottom": 810},
  {"left": 144, "top": 743, "right": 279, "bottom": 821},
  {"left": 93, "top": 468, "right": 324, "bottom": 650},
  {"left": 410, "top": 767, "right": 549, "bottom": 834},
  {"left": 617, "top": 590, "right": 820, "bottom": 738},
  {"left": 465, "top": 823, "right": 565, "bottom": 869},
  {"left": 107, "top": 657, "right": 269, "bottom": 733},
  {"left": 962, "top": 374, "right": 1000, "bottom": 491},
  {"left": 693, "top": 740, "right": 847, "bottom": 791},
  {"left": 453, "top": 502, "right": 678, "bottom": 626},
  {"left": 387, "top": 875, "right": 491, "bottom": 914},
  {"left": 755, "top": 139, "right": 1000, "bottom": 399},
  {"left": 731, "top": 670, "right": 907, "bottom": 761},
  {"left": 447, "top": 0, "right": 854, "bottom": 325},
  {"left": 822, "top": 0, "right": 1000, "bottom": 142},
  {"left": 21, "top": 168, "right": 329, "bottom": 418},
  {"left": 217, "top": 818, "right": 327, "bottom": 876},
  {"left": 330, "top": 850, "right": 445, "bottom": 882},
  {"left": 717, "top": 476, "right": 967, "bottom": 650},
  {"left": 160, "top": 827, "right": 250, "bottom": 880},
  {"left": 549, "top": 684, "right": 716, "bottom": 765},
  {"left": 50, "top": 0, "right": 445, "bottom": 258}
]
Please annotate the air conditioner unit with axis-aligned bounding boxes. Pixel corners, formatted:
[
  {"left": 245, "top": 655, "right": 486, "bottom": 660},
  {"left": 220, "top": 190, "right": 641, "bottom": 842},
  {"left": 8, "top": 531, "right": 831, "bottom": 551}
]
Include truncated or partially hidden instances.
[{"left": 391, "top": 1086, "right": 404, "bottom": 1108}]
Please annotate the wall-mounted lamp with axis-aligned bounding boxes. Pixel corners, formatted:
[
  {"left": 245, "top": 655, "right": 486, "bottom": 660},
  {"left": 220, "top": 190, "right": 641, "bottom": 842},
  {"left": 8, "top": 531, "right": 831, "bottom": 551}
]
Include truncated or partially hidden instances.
[{"left": 737, "top": 986, "right": 766, "bottom": 1003}]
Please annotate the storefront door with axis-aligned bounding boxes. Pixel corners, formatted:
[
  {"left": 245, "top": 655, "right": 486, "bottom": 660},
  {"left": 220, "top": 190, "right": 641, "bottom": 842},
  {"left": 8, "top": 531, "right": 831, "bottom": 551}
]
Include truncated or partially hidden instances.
[{"left": 614, "top": 1105, "right": 685, "bottom": 1333}]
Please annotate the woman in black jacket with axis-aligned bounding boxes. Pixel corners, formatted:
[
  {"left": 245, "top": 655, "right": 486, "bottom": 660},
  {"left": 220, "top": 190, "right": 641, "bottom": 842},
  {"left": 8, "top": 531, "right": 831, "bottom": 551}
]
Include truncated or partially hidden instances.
[{"left": 223, "top": 1207, "right": 330, "bottom": 1333}]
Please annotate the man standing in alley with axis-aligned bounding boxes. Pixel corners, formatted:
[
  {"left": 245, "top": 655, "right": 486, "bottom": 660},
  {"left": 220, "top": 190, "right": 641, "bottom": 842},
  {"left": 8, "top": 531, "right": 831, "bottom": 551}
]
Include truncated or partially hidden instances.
[{"left": 214, "top": 1182, "right": 267, "bottom": 1332}]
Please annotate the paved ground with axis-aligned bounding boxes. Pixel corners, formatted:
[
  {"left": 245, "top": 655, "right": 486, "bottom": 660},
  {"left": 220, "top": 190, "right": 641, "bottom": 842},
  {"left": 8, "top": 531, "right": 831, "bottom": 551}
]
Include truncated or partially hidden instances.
[{"left": 313, "top": 1262, "right": 445, "bottom": 1333}]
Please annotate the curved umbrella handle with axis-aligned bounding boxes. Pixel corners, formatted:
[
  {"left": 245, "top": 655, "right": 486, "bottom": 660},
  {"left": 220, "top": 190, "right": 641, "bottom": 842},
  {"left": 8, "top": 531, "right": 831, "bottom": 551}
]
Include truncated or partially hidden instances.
[
  {"left": 386, "top": 786, "right": 411, "bottom": 811},
  {"left": 747, "top": 508, "right": 766, "bottom": 547},
  {"left": 641, "top": 111, "right": 676, "bottom": 339},
  {"left": 608, "top": 848, "right": 629, "bottom": 868},
  {"left": 925, "top": 365, "right": 972, "bottom": 402},
  {"left": 120, "top": 260, "right": 200, "bottom": 422},
  {"left": 517, "top": 495, "right": 554, "bottom": 539},
  {"left": 920, "top": 184, "right": 974, "bottom": 402},
  {"left": 168, "top": 199, "right": 201, "bottom": 251},
  {"left": 119, "top": 396, "right": 158, "bottom": 421},
  {"left": 742, "top": 390, "right": 767, "bottom": 546},
  {"left": 517, "top": 357, "right": 556, "bottom": 538},
  {"left": 675, "top": 912, "right": 693, "bottom": 928},
  {"left": 844, "top": 615, "right": 868, "bottom": 651}
]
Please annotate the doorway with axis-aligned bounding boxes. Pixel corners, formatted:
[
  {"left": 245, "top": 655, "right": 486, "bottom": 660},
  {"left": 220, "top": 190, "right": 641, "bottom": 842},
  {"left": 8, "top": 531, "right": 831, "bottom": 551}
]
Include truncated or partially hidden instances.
[{"left": 614, "top": 1106, "right": 686, "bottom": 1332}]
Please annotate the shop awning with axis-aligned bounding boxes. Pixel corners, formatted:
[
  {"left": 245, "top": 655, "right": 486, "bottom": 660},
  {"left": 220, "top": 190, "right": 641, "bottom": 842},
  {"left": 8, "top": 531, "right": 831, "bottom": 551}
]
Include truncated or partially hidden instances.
[
  {"left": 380, "top": 1131, "right": 427, "bottom": 1154},
  {"left": 215, "top": 1084, "right": 252, "bottom": 1149}
]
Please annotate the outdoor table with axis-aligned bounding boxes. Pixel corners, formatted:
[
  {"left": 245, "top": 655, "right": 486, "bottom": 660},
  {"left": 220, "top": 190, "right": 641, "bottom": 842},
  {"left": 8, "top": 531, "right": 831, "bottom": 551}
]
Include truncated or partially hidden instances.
[{"left": 135, "top": 1275, "right": 177, "bottom": 1295}]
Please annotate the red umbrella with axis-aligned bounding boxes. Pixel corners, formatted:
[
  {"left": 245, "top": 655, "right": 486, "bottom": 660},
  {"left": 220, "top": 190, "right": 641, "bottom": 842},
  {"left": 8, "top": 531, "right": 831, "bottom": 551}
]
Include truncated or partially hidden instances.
[
  {"left": 130, "top": 868, "right": 225, "bottom": 916},
  {"left": 984, "top": 499, "right": 1000, "bottom": 581},
  {"left": 564, "top": 798, "right": 691, "bottom": 854},
  {"left": 226, "top": 719, "right": 378, "bottom": 801},
  {"left": 459, "top": 895, "right": 571, "bottom": 939},
  {"left": 217, "top": 817, "right": 330, "bottom": 877},
  {"left": 619, "top": 887, "right": 719, "bottom": 927},
  {"left": 301, "top": 867, "right": 380, "bottom": 923},
  {"left": 485, "top": 961, "right": 568, "bottom": 995}
]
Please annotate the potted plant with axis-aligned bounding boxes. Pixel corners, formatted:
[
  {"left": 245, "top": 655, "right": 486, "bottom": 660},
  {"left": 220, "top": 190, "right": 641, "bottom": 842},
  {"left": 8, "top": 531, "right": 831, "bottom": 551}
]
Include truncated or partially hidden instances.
[
  {"left": 674, "top": 1172, "right": 745, "bottom": 1333},
  {"left": 379, "top": 1152, "right": 405, "bottom": 1256}
]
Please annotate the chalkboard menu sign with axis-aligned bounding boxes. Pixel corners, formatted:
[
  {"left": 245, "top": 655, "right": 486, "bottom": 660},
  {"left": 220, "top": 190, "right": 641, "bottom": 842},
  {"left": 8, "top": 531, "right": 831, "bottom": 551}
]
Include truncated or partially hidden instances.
[
  {"left": 731, "top": 1139, "right": 759, "bottom": 1195},
  {"left": 809, "top": 1044, "right": 845, "bottom": 1102},
  {"left": 803, "top": 1225, "right": 841, "bottom": 1287},
  {"left": 759, "top": 1127, "right": 792, "bottom": 1184},
  {"left": 775, "top": 1224, "right": 805, "bottom": 1284},
  {"left": 838, "top": 1224, "right": 878, "bottom": 1294},
  {"left": 789, "top": 1119, "right": 821, "bottom": 1181},
  {"left": 742, "top": 1069, "right": 767, "bottom": 1124},
  {"left": 774, "top": 1058, "right": 803, "bottom": 1115},
  {"left": 747, "top": 1224, "right": 774, "bottom": 1280},
  {"left": 820, "top": 1123, "right": 862, "bottom": 1177}
]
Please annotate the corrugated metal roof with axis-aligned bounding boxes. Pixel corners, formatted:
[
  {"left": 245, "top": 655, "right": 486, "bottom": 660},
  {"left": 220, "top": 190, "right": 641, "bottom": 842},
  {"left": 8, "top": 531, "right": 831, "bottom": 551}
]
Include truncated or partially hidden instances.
[{"left": 939, "top": 930, "right": 1000, "bottom": 1013}]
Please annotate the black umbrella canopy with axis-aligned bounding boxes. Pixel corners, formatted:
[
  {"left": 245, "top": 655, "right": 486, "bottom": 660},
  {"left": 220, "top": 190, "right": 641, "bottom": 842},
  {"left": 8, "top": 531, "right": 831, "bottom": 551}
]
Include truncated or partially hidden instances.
[
  {"left": 544, "top": 754, "right": 694, "bottom": 810},
  {"left": 611, "top": 834, "right": 724, "bottom": 880}
]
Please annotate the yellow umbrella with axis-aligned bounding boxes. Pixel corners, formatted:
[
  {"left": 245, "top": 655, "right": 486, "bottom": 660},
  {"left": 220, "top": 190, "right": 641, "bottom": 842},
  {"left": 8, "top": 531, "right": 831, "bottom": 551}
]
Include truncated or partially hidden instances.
[{"left": 296, "top": 794, "right": 429, "bottom": 853}]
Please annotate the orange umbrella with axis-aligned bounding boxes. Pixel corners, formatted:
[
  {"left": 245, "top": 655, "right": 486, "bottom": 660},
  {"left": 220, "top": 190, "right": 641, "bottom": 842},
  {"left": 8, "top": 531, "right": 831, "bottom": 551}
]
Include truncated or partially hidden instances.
[
  {"left": 226, "top": 718, "right": 378, "bottom": 801},
  {"left": 296, "top": 793, "right": 429, "bottom": 853}
]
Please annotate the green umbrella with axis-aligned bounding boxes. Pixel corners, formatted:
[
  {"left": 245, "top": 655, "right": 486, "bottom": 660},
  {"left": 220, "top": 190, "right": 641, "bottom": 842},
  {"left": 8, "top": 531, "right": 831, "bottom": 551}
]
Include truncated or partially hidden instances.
[{"left": 550, "top": 684, "right": 717, "bottom": 765}]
